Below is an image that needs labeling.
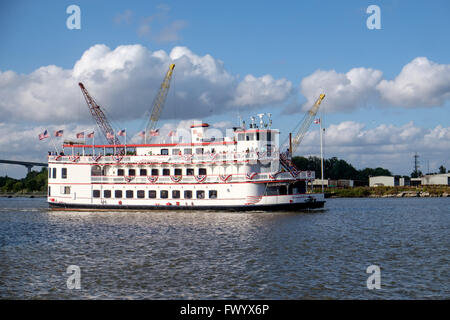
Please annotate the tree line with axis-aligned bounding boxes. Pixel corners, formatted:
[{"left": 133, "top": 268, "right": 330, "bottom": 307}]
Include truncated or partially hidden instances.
[
  {"left": 292, "top": 156, "right": 392, "bottom": 184},
  {"left": 0, "top": 168, "right": 48, "bottom": 193}
]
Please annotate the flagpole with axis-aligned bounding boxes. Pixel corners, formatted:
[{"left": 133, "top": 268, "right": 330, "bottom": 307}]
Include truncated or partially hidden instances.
[
  {"left": 92, "top": 131, "right": 95, "bottom": 156},
  {"left": 48, "top": 132, "right": 59, "bottom": 154},
  {"left": 82, "top": 130, "right": 86, "bottom": 156},
  {"left": 320, "top": 116, "right": 324, "bottom": 193},
  {"left": 125, "top": 129, "right": 127, "bottom": 155}
]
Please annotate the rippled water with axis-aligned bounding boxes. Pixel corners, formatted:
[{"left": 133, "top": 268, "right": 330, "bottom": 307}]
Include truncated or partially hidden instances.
[{"left": 0, "top": 197, "right": 448, "bottom": 299}]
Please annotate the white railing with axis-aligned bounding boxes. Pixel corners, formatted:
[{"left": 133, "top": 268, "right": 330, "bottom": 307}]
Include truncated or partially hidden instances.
[
  {"left": 89, "top": 171, "right": 316, "bottom": 184},
  {"left": 49, "top": 152, "right": 278, "bottom": 165}
]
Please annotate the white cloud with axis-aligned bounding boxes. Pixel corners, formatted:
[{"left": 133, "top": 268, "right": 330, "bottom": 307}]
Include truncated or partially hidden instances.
[
  {"left": 0, "top": 44, "right": 293, "bottom": 126},
  {"left": 376, "top": 57, "right": 450, "bottom": 107},
  {"left": 299, "top": 67, "right": 383, "bottom": 113},
  {"left": 295, "top": 57, "right": 450, "bottom": 114},
  {"left": 298, "top": 121, "right": 450, "bottom": 175}
]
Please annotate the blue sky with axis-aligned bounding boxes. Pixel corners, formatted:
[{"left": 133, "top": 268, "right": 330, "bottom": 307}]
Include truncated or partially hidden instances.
[{"left": 1, "top": 0, "right": 449, "bottom": 177}]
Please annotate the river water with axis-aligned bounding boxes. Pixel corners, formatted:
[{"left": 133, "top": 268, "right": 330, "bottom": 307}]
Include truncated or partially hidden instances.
[{"left": 0, "top": 197, "right": 448, "bottom": 299}]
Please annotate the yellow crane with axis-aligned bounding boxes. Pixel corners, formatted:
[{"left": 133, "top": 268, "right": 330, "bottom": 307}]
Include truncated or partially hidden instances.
[
  {"left": 288, "top": 93, "right": 325, "bottom": 155},
  {"left": 280, "top": 94, "right": 325, "bottom": 176},
  {"left": 144, "top": 63, "right": 175, "bottom": 143}
]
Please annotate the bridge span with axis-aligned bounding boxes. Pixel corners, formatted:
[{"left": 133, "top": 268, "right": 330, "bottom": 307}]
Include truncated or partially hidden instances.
[{"left": 0, "top": 159, "right": 48, "bottom": 174}]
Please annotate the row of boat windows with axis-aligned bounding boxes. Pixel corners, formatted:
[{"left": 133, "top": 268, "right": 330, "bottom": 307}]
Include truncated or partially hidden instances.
[
  {"left": 92, "top": 189, "right": 218, "bottom": 199},
  {"left": 115, "top": 168, "right": 207, "bottom": 177},
  {"left": 49, "top": 168, "right": 67, "bottom": 179},
  {"left": 237, "top": 132, "right": 272, "bottom": 141}
]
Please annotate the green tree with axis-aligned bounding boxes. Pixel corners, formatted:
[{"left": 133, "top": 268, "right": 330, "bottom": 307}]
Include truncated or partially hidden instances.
[{"left": 439, "top": 165, "right": 446, "bottom": 174}]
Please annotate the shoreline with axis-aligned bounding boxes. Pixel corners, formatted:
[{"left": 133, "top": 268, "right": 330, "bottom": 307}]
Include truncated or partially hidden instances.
[{"left": 322, "top": 186, "right": 450, "bottom": 198}]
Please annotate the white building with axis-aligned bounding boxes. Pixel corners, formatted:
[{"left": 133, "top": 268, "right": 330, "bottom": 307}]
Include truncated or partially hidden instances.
[
  {"left": 369, "top": 176, "right": 399, "bottom": 187},
  {"left": 421, "top": 173, "right": 450, "bottom": 185}
]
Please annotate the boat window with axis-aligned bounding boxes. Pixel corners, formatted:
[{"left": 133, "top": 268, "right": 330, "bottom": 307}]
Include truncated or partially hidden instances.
[
  {"left": 238, "top": 133, "right": 245, "bottom": 141},
  {"left": 91, "top": 165, "right": 102, "bottom": 176},
  {"left": 160, "top": 190, "right": 168, "bottom": 199},
  {"left": 151, "top": 169, "right": 159, "bottom": 176},
  {"left": 184, "top": 190, "right": 192, "bottom": 199},
  {"left": 279, "top": 185, "right": 287, "bottom": 195},
  {"left": 115, "top": 190, "right": 122, "bottom": 198},
  {"left": 53, "top": 168, "right": 57, "bottom": 178},
  {"left": 117, "top": 169, "right": 124, "bottom": 176},
  {"left": 162, "top": 169, "right": 170, "bottom": 176},
  {"left": 93, "top": 190, "right": 100, "bottom": 198},
  {"left": 256, "top": 132, "right": 260, "bottom": 141},
  {"left": 265, "top": 186, "right": 278, "bottom": 196},
  {"left": 128, "top": 169, "right": 136, "bottom": 176},
  {"left": 195, "top": 148, "right": 204, "bottom": 155},
  {"left": 172, "top": 190, "right": 180, "bottom": 199},
  {"left": 174, "top": 168, "right": 182, "bottom": 175},
  {"left": 61, "top": 168, "right": 67, "bottom": 179},
  {"left": 172, "top": 148, "right": 181, "bottom": 155},
  {"left": 48, "top": 168, "right": 51, "bottom": 179},
  {"left": 267, "top": 132, "right": 272, "bottom": 141},
  {"left": 196, "top": 190, "right": 205, "bottom": 199},
  {"left": 137, "top": 190, "right": 145, "bottom": 198},
  {"left": 149, "top": 190, "right": 156, "bottom": 198},
  {"left": 140, "top": 169, "right": 147, "bottom": 176},
  {"left": 104, "top": 190, "right": 111, "bottom": 198},
  {"left": 246, "top": 133, "right": 254, "bottom": 141},
  {"left": 198, "top": 168, "right": 207, "bottom": 175},
  {"left": 186, "top": 168, "right": 194, "bottom": 176},
  {"left": 161, "top": 149, "right": 169, "bottom": 155},
  {"left": 183, "top": 148, "right": 192, "bottom": 155},
  {"left": 209, "top": 190, "right": 217, "bottom": 199},
  {"left": 126, "top": 190, "right": 134, "bottom": 198},
  {"left": 62, "top": 186, "right": 71, "bottom": 194},
  {"left": 48, "top": 186, "right": 51, "bottom": 196}
]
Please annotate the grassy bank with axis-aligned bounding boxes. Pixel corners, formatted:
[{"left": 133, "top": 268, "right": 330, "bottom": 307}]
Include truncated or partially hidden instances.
[{"left": 320, "top": 186, "right": 450, "bottom": 198}]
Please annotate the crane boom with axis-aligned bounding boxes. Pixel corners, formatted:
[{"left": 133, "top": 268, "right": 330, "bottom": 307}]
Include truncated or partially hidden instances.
[
  {"left": 78, "top": 82, "right": 121, "bottom": 145},
  {"left": 290, "top": 93, "right": 325, "bottom": 154},
  {"left": 145, "top": 64, "right": 175, "bottom": 142}
]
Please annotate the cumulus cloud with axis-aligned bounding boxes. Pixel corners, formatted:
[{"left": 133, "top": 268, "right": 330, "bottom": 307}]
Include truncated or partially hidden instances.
[
  {"left": 0, "top": 44, "right": 293, "bottom": 125},
  {"left": 298, "top": 121, "right": 450, "bottom": 174},
  {"left": 295, "top": 57, "right": 450, "bottom": 114},
  {"left": 376, "top": 57, "right": 450, "bottom": 107},
  {"left": 299, "top": 67, "right": 383, "bottom": 113}
]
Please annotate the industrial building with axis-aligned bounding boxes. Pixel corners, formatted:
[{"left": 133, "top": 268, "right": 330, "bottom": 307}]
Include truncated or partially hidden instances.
[
  {"left": 421, "top": 173, "right": 450, "bottom": 185},
  {"left": 369, "top": 176, "right": 410, "bottom": 187}
]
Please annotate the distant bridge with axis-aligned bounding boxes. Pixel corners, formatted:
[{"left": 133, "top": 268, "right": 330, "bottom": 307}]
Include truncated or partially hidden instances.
[{"left": 0, "top": 159, "right": 48, "bottom": 174}]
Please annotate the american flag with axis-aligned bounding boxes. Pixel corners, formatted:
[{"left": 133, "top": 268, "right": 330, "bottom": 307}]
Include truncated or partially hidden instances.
[
  {"left": 87, "top": 132, "right": 94, "bottom": 138},
  {"left": 54, "top": 130, "right": 64, "bottom": 137},
  {"left": 314, "top": 119, "right": 320, "bottom": 124},
  {"left": 117, "top": 129, "right": 126, "bottom": 136},
  {"left": 168, "top": 130, "right": 176, "bottom": 137},
  {"left": 138, "top": 131, "right": 146, "bottom": 138},
  {"left": 38, "top": 130, "right": 49, "bottom": 140},
  {"left": 106, "top": 132, "right": 114, "bottom": 139},
  {"left": 76, "top": 132, "right": 84, "bottom": 139},
  {"left": 150, "top": 129, "right": 159, "bottom": 136}
]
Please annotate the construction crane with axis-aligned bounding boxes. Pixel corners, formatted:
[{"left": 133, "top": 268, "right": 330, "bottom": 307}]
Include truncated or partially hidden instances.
[
  {"left": 144, "top": 63, "right": 175, "bottom": 142},
  {"left": 288, "top": 93, "right": 325, "bottom": 155},
  {"left": 78, "top": 82, "right": 121, "bottom": 146},
  {"left": 279, "top": 93, "right": 325, "bottom": 176}
]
